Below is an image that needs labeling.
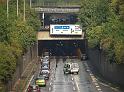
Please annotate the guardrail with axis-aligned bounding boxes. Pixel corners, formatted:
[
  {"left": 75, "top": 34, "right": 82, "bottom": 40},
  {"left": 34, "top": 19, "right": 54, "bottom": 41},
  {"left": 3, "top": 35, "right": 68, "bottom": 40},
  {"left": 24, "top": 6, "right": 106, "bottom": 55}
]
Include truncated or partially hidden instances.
[{"left": 35, "top": 7, "right": 80, "bottom": 13}]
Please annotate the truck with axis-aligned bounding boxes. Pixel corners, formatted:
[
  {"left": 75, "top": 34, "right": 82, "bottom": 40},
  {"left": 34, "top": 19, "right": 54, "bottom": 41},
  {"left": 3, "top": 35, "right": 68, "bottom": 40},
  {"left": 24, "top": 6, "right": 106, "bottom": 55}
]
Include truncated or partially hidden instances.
[{"left": 63, "top": 62, "right": 79, "bottom": 74}]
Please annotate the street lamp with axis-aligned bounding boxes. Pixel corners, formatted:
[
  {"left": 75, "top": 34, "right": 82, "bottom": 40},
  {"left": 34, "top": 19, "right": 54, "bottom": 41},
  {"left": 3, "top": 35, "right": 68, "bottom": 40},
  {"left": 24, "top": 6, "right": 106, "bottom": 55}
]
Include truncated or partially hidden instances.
[
  {"left": 17, "top": 0, "right": 19, "bottom": 17},
  {"left": 23, "top": 0, "right": 25, "bottom": 21},
  {"left": 30, "top": 0, "right": 32, "bottom": 8},
  {"left": 7, "top": 0, "right": 9, "bottom": 18}
]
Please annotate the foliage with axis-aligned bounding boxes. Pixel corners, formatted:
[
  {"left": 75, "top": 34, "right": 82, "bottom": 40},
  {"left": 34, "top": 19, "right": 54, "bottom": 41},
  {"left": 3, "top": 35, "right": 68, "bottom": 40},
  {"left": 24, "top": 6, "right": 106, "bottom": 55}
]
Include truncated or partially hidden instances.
[
  {"left": 0, "top": 0, "right": 40, "bottom": 85},
  {"left": 0, "top": 43, "right": 16, "bottom": 82},
  {"left": 80, "top": 0, "right": 124, "bottom": 64}
]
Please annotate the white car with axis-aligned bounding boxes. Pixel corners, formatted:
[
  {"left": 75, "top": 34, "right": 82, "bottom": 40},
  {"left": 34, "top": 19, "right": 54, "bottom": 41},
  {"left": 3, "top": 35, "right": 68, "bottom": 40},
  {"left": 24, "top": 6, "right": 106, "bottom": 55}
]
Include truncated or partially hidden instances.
[{"left": 70, "top": 63, "right": 79, "bottom": 74}]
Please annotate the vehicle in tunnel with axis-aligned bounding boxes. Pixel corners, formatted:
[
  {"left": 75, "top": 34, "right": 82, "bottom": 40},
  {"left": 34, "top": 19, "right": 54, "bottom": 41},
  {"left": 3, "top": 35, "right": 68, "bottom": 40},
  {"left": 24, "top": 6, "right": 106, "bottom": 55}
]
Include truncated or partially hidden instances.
[{"left": 81, "top": 53, "right": 88, "bottom": 60}]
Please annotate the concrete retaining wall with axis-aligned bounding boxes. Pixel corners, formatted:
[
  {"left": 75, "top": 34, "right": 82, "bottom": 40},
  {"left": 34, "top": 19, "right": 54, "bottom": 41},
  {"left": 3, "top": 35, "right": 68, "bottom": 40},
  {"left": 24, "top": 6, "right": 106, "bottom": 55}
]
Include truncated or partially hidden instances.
[{"left": 88, "top": 48, "right": 124, "bottom": 86}]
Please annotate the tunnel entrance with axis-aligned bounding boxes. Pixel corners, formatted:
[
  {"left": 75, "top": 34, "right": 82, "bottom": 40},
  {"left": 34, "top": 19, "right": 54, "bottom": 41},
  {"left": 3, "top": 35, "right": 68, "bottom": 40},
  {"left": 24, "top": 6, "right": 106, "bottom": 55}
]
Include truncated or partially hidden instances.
[{"left": 38, "top": 40, "right": 87, "bottom": 57}]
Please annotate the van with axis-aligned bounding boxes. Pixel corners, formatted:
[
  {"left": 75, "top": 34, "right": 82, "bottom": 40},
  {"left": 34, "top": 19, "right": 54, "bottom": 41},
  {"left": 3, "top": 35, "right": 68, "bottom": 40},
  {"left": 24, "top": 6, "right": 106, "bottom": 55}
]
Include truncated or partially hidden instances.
[{"left": 70, "top": 63, "right": 79, "bottom": 74}]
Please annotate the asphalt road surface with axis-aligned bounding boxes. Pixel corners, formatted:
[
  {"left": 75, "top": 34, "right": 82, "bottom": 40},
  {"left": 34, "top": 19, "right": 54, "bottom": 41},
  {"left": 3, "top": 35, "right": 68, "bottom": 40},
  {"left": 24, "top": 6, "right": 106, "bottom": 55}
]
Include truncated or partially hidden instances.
[{"left": 30, "top": 56, "right": 122, "bottom": 92}]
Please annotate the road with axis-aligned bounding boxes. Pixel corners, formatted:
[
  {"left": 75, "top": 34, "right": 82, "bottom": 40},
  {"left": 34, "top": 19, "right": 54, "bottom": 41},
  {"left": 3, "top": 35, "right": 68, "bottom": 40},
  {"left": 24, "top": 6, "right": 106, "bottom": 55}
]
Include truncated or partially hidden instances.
[{"left": 27, "top": 56, "right": 121, "bottom": 92}]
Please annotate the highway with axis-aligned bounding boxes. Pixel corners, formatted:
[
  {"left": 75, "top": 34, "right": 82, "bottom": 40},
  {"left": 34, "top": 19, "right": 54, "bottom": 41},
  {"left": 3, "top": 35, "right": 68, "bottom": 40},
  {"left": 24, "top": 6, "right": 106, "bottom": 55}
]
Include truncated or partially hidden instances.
[{"left": 27, "top": 56, "right": 121, "bottom": 92}]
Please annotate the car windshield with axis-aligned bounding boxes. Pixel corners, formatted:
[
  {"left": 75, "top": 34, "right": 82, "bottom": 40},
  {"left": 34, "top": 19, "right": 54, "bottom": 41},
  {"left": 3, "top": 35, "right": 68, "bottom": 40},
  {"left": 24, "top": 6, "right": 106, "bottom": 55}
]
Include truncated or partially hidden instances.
[{"left": 41, "top": 71, "right": 48, "bottom": 74}]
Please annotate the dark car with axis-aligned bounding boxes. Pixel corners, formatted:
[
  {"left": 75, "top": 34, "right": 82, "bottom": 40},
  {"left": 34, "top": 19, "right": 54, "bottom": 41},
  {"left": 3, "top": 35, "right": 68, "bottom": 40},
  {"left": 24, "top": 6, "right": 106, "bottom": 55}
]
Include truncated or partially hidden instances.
[{"left": 81, "top": 54, "right": 88, "bottom": 60}]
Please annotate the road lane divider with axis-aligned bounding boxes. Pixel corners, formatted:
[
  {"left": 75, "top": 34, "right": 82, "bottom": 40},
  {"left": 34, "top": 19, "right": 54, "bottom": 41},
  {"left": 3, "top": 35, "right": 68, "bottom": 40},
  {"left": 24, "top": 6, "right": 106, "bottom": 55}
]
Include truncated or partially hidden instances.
[
  {"left": 73, "top": 75, "right": 81, "bottom": 92},
  {"left": 73, "top": 87, "right": 76, "bottom": 91},
  {"left": 72, "top": 81, "right": 75, "bottom": 85},
  {"left": 72, "top": 78, "right": 74, "bottom": 80},
  {"left": 49, "top": 87, "right": 51, "bottom": 91}
]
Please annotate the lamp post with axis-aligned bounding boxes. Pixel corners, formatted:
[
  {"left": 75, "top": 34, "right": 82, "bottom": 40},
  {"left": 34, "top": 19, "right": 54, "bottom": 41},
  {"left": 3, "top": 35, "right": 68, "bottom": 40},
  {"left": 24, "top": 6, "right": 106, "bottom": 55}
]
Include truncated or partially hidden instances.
[
  {"left": 42, "top": 12, "right": 44, "bottom": 28},
  {"left": 17, "top": 0, "right": 19, "bottom": 17},
  {"left": 23, "top": 0, "right": 25, "bottom": 21},
  {"left": 30, "top": 0, "right": 31, "bottom": 8},
  {"left": 7, "top": 0, "right": 9, "bottom": 19}
]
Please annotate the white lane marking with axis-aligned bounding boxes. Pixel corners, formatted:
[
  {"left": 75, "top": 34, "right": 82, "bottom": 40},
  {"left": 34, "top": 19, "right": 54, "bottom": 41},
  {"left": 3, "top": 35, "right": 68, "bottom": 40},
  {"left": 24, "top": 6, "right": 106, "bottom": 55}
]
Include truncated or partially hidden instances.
[
  {"left": 50, "top": 82, "right": 52, "bottom": 85},
  {"left": 97, "top": 88, "right": 102, "bottom": 91},
  {"left": 96, "top": 85, "right": 100, "bottom": 88},
  {"left": 94, "top": 82, "right": 98, "bottom": 85},
  {"left": 72, "top": 81, "right": 75, "bottom": 85},
  {"left": 86, "top": 69, "right": 90, "bottom": 72},
  {"left": 72, "top": 78, "right": 74, "bottom": 80},
  {"left": 73, "top": 75, "right": 81, "bottom": 92},
  {"left": 49, "top": 87, "right": 51, "bottom": 91},
  {"left": 51, "top": 78, "right": 53, "bottom": 81},
  {"left": 83, "top": 61, "right": 103, "bottom": 92},
  {"left": 73, "top": 87, "right": 76, "bottom": 90},
  {"left": 71, "top": 74, "right": 73, "bottom": 77},
  {"left": 89, "top": 73, "right": 93, "bottom": 76}
]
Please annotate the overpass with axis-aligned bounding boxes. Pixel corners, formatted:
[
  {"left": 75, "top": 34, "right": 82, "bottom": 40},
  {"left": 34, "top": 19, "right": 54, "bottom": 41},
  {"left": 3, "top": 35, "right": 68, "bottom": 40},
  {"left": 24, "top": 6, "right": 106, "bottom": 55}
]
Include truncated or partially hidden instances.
[
  {"left": 34, "top": 5, "right": 81, "bottom": 13},
  {"left": 33, "top": 4, "right": 87, "bottom": 56},
  {"left": 37, "top": 31, "right": 87, "bottom": 56}
]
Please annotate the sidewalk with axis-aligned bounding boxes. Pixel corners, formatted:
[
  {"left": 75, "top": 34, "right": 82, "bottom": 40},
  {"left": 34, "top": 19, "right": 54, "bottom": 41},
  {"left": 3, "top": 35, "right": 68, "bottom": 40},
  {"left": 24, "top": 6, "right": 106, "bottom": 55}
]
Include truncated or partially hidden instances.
[{"left": 11, "top": 57, "right": 38, "bottom": 92}]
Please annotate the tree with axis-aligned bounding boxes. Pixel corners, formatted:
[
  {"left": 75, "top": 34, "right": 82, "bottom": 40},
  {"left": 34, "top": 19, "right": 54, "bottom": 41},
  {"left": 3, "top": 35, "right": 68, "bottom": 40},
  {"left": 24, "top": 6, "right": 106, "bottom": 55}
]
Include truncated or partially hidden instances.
[
  {"left": 80, "top": 0, "right": 124, "bottom": 64},
  {"left": 0, "top": 43, "right": 16, "bottom": 82}
]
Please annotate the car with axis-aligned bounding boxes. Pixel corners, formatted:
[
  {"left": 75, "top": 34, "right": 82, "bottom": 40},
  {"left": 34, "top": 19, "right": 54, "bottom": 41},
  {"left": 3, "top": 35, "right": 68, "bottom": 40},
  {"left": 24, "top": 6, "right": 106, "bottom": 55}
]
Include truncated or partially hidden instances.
[
  {"left": 42, "top": 58, "right": 49, "bottom": 62},
  {"left": 27, "top": 84, "right": 40, "bottom": 92},
  {"left": 35, "top": 75, "right": 46, "bottom": 87},
  {"left": 44, "top": 56, "right": 49, "bottom": 60},
  {"left": 63, "top": 63, "right": 72, "bottom": 74},
  {"left": 40, "top": 70, "right": 50, "bottom": 80},
  {"left": 41, "top": 65, "right": 49, "bottom": 70},
  {"left": 81, "top": 54, "right": 88, "bottom": 60},
  {"left": 41, "top": 59, "right": 49, "bottom": 64},
  {"left": 70, "top": 63, "right": 79, "bottom": 74},
  {"left": 42, "top": 60, "right": 50, "bottom": 66}
]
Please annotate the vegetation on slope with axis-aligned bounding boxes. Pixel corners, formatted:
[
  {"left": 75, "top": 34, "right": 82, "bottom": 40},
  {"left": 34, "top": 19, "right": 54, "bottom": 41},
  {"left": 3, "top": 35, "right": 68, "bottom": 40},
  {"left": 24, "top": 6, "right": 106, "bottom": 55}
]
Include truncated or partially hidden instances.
[
  {"left": 79, "top": 0, "right": 124, "bottom": 64},
  {"left": 0, "top": 0, "right": 40, "bottom": 87}
]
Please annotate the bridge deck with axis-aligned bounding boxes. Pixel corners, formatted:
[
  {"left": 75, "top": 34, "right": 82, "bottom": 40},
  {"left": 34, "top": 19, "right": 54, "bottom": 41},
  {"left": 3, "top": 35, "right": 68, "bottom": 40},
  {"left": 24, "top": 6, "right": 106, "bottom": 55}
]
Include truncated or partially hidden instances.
[
  {"left": 34, "top": 7, "right": 80, "bottom": 13},
  {"left": 37, "top": 31, "right": 84, "bottom": 40}
]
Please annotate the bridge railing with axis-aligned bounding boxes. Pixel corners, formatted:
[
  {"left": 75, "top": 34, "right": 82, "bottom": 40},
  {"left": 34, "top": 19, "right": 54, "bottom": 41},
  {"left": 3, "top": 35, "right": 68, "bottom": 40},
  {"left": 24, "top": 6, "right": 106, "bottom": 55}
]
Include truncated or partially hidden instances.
[{"left": 31, "top": 2, "right": 81, "bottom": 8}]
